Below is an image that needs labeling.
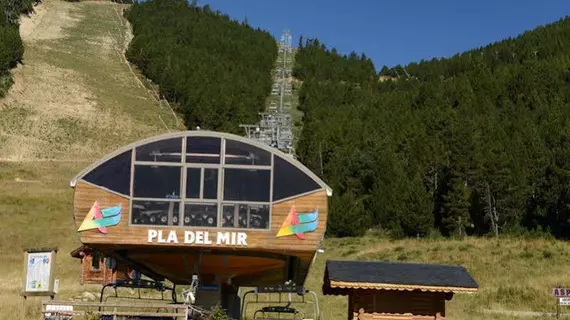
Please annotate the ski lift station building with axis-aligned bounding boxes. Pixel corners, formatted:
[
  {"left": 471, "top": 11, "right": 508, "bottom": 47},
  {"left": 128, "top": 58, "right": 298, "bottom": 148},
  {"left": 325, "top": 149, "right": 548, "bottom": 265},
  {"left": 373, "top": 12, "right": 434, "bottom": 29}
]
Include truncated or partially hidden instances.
[{"left": 69, "top": 130, "right": 332, "bottom": 310}]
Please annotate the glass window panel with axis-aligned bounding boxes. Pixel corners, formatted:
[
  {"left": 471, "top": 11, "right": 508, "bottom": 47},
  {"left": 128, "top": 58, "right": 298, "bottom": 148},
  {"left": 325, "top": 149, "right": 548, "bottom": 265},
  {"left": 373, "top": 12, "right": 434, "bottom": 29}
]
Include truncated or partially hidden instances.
[
  {"left": 203, "top": 168, "right": 218, "bottom": 199},
  {"left": 223, "top": 169, "right": 270, "bottom": 202},
  {"left": 186, "top": 168, "right": 201, "bottom": 199},
  {"left": 92, "top": 251, "right": 100, "bottom": 271},
  {"left": 184, "top": 203, "right": 218, "bottom": 227},
  {"left": 131, "top": 200, "right": 180, "bottom": 226},
  {"left": 248, "top": 204, "right": 270, "bottom": 229},
  {"left": 133, "top": 165, "right": 181, "bottom": 199},
  {"left": 224, "top": 139, "right": 271, "bottom": 165},
  {"left": 221, "top": 204, "right": 237, "bottom": 228},
  {"left": 186, "top": 137, "right": 221, "bottom": 164},
  {"left": 136, "top": 138, "right": 182, "bottom": 162},
  {"left": 83, "top": 150, "right": 131, "bottom": 196},
  {"left": 238, "top": 204, "right": 249, "bottom": 228},
  {"left": 221, "top": 204, "right": 269, "bottom": 229},
  {"left": 272, "top": 155, "right": 322, "bottom": 201}
]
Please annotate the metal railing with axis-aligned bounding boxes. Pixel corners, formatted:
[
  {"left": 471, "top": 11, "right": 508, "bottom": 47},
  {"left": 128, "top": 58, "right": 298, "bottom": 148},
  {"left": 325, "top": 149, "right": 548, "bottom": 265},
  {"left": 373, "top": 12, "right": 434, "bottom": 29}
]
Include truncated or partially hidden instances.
[{"left": 42, "top": 300, "right": 190, "bottom": 320}]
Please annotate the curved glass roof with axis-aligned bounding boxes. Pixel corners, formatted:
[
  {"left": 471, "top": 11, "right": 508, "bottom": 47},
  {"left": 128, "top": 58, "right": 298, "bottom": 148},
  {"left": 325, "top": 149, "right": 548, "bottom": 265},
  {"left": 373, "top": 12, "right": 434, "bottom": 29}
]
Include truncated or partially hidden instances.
[{"left": 72, "top": 131, "right": 332, "bottom": 230}]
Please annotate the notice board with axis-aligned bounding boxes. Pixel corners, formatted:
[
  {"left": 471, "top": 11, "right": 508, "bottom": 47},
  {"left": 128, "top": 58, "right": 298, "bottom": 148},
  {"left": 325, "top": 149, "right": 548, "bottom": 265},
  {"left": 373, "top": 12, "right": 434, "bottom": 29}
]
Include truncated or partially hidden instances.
[{"left": 21, "top": 248, "right": 57, "bottom": 298}]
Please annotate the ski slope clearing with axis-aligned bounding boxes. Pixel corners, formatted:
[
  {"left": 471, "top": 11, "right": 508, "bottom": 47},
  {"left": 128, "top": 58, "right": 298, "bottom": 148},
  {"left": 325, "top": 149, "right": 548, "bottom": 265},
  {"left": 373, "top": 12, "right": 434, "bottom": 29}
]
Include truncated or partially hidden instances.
[{"left": 0, "top": 1, "right": 181, "bottom": 317}]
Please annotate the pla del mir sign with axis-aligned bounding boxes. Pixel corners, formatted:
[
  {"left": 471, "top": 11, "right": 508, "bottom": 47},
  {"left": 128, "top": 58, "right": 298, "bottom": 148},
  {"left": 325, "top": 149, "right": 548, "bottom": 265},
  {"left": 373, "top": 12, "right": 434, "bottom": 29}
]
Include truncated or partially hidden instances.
[{"left": 147, "top": 229, "right": 248, "bottom": 246}]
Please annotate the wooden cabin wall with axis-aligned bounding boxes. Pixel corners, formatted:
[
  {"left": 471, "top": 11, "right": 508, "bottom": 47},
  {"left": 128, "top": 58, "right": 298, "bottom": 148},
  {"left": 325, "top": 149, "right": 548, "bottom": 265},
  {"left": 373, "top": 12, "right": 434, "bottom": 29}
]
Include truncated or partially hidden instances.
[
  {"left": 73, "top": 182, "right": 328, "bottom": 254},
  {"left": 349, "top": 290, "right": 446, "bottom": 320},
  {"left": 80, "top": 255, "right": 104, "bottom": 285},
  {"left": 79, "top": 255, "right": 129, "bottom": 285}
]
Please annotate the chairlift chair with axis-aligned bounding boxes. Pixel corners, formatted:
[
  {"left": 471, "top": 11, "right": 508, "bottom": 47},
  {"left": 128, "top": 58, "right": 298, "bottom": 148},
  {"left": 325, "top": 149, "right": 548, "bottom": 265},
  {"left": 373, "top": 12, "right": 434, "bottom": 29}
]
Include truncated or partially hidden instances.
[
  {"left": 253, "top": 306, "right": 300, "bottom": 320},
  {"left": 241, "top": 285, "right": 320, "bottom": 320}
]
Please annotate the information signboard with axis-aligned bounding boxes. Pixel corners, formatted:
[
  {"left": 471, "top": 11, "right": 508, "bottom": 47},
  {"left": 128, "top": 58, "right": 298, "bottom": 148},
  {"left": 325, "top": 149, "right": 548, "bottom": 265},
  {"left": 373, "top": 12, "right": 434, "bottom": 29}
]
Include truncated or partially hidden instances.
[
  {"left": 21, "top": 248, "right": 57, "bottom": 298},
  {"left": 553, "top": 288, "right": 570, "bottom": 297}
]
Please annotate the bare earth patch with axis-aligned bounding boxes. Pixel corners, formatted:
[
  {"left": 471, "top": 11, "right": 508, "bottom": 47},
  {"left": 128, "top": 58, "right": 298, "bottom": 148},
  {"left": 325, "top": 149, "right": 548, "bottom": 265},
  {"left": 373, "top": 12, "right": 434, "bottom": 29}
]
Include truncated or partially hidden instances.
[
  {"left": 3, "top": 62, "right": 97, "bottom": 120},
  {"left": 86, "top": 35, "right": 115, "bottom": 57},
  {"left": 0, "top": 0, "right": 178, "bottom": 162},
  {"left": 19, "top": 0, "right": 80, "bottom": 42},
  {"left": 0, "top": 0, "right": 95, "bottom": 160},
  {"left": 0, "top": 1, "right": 180, "bottom": 317}
]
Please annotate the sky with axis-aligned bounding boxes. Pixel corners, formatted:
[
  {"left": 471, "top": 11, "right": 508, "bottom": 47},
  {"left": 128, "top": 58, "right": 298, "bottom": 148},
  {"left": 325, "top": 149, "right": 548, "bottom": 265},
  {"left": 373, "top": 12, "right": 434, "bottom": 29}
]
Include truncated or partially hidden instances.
[{"left": 197, "top": 0, "right": 570, "bottom": 70}]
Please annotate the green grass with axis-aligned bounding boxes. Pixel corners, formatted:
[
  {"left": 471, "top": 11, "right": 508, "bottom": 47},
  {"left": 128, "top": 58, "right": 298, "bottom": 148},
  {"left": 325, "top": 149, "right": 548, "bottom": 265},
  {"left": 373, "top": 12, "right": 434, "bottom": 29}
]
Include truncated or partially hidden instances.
[
  {"left": 0, "top": 0, "right": 182, "bottom": 317},
  {"left": 239, "top": 235, "right": 567, "bottom": 320},
  {"left": 303, "top": 236, "right": 570, "bottom": 320},
  {"left": 0, "top": 72, "right": 14, "bottom": 98}
]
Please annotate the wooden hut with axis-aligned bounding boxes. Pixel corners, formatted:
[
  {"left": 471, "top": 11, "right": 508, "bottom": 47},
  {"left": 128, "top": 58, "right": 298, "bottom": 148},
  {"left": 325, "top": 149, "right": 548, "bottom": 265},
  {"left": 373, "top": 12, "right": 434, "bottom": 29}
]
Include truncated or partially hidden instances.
[
  {"left": 69, "top": 130, "right": 332, "bottom": 314},
  {"left": 322, "top": 260, "right": 478, "bottom": 320},
  {"left": 70, "top": 245, "right": 128, "bottom": 285}
]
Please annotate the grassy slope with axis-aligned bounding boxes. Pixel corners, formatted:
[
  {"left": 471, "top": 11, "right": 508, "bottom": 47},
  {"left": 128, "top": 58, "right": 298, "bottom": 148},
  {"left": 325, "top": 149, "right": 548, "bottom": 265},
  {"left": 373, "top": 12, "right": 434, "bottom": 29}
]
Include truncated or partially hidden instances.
[
  {"left": 307, "top": 236, "right": 569, "bottom": 320},
  {"left": 0, "top": 0, "right": 182, "bottom": 318}
]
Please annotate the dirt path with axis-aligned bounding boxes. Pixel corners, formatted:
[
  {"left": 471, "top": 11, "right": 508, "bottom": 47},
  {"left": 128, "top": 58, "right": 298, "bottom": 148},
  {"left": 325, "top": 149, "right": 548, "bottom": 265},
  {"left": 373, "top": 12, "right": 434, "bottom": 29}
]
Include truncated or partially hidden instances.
[{"left": 0, "top": 0, "right": 179, "bottom": 162}]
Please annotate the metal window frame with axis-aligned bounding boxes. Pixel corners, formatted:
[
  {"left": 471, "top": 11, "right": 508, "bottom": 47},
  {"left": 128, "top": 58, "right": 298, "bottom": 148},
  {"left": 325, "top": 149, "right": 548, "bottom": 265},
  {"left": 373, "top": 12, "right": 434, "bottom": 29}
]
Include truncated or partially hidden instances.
[
  {"left": 73, "top": 131, "right": 332, "bottom": 231},
  {"left": 71, "top": 130, "right": 331, "bottom": 194},
  {"left": 216, "top": 138, "right": 225, "bottom": 228},
  {"left": 178, "top": 136, "right": 187, "bottom": 226}
]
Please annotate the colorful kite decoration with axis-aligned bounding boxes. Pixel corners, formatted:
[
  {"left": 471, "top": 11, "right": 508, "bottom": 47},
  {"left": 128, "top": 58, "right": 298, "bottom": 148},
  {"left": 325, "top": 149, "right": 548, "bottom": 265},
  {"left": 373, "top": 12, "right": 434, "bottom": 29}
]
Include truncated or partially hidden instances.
[
  {"left": 78, "top": 201, "right": 122, "bottom": 234},
  {"left": 276, "top": 207, "right": 319, "bottom": 240}
]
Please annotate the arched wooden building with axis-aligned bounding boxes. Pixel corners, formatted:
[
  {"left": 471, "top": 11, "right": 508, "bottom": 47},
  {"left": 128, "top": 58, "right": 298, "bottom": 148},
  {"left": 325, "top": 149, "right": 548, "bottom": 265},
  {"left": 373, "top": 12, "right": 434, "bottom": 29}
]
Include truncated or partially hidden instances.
[{"left": 70, "top": 130, "right": 332, "bottom": 294}]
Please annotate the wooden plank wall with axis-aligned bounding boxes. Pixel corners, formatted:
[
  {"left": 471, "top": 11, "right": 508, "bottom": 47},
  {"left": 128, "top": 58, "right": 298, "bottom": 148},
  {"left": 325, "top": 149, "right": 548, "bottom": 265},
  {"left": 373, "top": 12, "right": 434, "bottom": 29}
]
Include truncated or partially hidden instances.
[
  {"left": 80, "top": 254, "right": 128, "bottom": 285},
  {"left": 73, "top": 181, "right": 328, "bottom": 254},
  {"left": 350, "top": 290, "right": 446, "bottom": 320}
]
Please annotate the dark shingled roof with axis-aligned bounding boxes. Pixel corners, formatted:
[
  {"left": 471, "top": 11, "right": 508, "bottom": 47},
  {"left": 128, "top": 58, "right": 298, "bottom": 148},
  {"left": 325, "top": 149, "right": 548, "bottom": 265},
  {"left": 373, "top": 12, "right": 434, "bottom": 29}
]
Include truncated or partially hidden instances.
[{"left": 323, "top": 259, "right": 478, "bottom": 294}]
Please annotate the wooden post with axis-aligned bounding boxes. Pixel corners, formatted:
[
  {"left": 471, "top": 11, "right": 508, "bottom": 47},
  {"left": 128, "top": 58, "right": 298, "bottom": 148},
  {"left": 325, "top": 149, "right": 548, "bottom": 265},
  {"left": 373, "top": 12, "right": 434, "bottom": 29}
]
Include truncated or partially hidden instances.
[{"left": 19, "top": 295, "right": 25, "bottom": 320}]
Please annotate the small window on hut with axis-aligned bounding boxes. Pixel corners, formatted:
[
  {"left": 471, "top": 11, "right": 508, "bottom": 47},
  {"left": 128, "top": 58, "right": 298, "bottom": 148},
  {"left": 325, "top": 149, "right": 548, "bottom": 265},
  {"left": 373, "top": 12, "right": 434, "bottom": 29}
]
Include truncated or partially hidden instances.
[{"left": 91, "top": 251, "right": 101, "bottom": 272}]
